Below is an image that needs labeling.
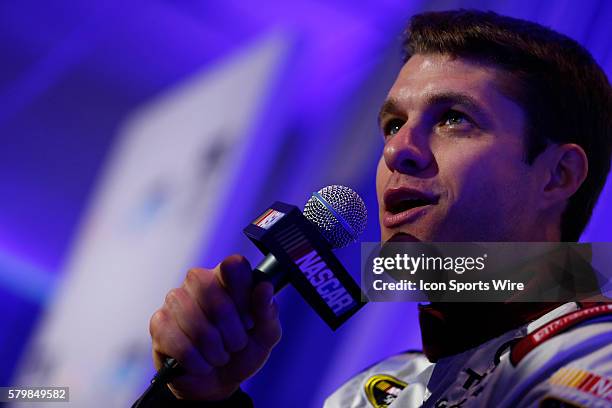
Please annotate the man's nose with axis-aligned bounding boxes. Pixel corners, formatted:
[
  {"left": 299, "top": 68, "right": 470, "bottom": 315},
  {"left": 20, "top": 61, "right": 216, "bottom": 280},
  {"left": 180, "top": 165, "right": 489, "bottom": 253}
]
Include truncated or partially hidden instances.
[{"left": 383, "top": 126, "right": 433, "bottom": 175}]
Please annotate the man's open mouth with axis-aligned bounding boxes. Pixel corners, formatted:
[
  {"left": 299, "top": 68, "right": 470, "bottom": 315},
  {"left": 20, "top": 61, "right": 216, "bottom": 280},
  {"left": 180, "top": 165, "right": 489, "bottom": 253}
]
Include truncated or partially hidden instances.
[
  {"left": 382, "top": 188, "right": 439, "bottom": 228},
  {"left": 386, "top": 198, "right": 436, "bottom": 214}
]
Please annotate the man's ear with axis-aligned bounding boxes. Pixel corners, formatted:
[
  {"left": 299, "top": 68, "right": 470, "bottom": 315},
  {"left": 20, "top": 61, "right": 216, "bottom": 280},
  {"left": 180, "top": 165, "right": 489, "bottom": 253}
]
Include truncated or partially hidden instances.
[{"left": 538, "top": 143, "right": 588, "bottom": 210}]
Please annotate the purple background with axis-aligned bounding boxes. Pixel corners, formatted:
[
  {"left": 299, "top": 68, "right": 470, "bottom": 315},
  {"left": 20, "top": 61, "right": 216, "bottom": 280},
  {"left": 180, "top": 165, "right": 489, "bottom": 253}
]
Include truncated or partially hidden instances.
[{"left": 1, "top": 0, "right": 610, "bottom": 406}]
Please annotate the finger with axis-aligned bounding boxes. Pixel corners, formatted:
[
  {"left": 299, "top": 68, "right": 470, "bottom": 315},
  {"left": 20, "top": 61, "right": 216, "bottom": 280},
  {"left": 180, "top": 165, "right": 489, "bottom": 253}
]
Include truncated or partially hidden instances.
[
  {"left": 191, "top": 266, "right": 249, "bottom": 353},
  {"left": 218, "top": 255, "right": 254, "bottom": 330},
  {"left": 249, "top": 282, "right": 282, "bottom": 350},
  {"left": 166, "top": 286, "right": 230, "bottom": 367},
  {"left": 149, "top": 308, "right": 212, "bottom": 376}
]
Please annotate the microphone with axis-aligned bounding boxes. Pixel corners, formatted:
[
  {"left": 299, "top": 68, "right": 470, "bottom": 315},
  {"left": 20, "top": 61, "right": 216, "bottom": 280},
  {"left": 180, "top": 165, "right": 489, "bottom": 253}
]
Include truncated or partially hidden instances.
[
  {"left": 134, "top": 185, "right": 367, "bottom": 406},
  {"left": 246, "top": 185, "right": 367, "bottom": 329}
]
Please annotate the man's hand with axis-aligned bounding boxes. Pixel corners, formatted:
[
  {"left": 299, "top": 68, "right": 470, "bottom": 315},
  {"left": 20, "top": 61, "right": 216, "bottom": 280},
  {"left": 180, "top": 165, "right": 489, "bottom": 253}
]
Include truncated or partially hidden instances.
[{"left": 149, "top": 255, "right": 281, "bottom": 401}]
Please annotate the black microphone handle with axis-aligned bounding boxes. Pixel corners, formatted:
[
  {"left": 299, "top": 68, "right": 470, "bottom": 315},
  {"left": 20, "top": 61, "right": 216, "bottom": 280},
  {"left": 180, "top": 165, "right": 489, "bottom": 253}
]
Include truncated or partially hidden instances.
[{"left": 252, "top": 253, "right": 291, "bottom": 292}]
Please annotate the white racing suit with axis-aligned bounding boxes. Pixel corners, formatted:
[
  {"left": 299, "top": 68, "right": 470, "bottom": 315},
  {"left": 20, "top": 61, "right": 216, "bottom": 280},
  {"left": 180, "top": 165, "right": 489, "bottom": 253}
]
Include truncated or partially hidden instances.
[{"left": 324, "top": 303, "right": 612, "bottom": 408}]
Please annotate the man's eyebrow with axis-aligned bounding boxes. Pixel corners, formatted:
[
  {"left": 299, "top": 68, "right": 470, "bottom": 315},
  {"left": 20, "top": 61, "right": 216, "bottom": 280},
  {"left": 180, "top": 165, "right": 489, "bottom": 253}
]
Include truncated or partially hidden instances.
[
  {"left": 377, "top": 98, "right": 403, "bottom": 128},
  {"left": 377, "top": 92, "right": 489, "bottom": 128},
  {"left": 424, "top": 92, "right": 488, "bottom": 117}
]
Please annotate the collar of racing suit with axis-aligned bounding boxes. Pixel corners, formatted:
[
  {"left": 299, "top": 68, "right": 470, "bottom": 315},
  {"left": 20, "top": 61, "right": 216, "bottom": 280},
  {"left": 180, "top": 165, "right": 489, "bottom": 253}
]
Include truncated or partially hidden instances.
[{"left": 417, "top": 243, "right": 604, "bottom": 362}]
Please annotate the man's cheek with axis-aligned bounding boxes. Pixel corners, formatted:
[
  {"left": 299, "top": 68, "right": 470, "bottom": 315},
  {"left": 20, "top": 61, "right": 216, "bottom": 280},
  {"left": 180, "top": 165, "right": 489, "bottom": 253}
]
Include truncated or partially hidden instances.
[{"left": 441, "top": 150, "right": 501, "bottom": 207}]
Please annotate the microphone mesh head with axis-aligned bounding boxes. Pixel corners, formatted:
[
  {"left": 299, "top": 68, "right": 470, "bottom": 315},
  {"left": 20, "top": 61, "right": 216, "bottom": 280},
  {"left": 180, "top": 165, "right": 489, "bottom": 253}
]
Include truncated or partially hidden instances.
[{"left": 303, "top": 185, "right": 367, "bottom": 248}]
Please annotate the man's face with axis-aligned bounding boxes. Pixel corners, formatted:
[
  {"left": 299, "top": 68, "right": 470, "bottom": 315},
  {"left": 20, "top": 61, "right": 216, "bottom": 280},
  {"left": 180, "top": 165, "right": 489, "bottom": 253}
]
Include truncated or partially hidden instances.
[{"left": 376, "top": 54, "right": 542, "bottom": 243}]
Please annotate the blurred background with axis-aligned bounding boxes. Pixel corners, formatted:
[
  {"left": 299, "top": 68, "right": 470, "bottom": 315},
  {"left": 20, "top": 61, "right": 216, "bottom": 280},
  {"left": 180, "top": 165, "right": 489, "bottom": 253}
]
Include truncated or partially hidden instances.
[{"left": 1, "top": 0, "right": 611, "bottom": 406}]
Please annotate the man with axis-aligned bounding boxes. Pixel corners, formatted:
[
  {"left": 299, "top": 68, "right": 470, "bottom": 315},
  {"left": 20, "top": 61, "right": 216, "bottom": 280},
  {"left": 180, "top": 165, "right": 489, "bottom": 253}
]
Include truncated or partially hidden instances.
[{"left": 139, "top": 10, "right": 612, "bottom": 407}]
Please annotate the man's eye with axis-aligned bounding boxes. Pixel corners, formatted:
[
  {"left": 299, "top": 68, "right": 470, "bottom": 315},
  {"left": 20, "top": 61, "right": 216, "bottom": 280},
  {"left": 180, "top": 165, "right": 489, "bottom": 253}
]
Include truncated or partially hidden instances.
[
  {"left": 440, "top": 110, "right": 471, "bottom": 128},
  {"left": 383, "top": 118, "right": 405, "bottom": 138}
]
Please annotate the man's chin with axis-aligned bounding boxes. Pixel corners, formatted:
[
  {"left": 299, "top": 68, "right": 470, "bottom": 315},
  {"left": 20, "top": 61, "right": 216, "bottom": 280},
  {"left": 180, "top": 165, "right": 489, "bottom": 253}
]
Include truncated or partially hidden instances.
[{"left": 385, "top": 232, "right": 422, "bottom": 243}]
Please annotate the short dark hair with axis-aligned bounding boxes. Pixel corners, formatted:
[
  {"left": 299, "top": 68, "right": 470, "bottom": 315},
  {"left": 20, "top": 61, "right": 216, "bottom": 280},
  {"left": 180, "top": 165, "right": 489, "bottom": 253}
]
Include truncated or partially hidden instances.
[{"left": 402, "top": 9, "right": 612, "bottom": 241}]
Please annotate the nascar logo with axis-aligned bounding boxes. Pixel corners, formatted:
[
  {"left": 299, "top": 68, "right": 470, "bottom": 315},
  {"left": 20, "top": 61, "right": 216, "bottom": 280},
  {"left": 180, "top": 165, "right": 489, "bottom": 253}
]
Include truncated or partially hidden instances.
[
  {"left": 253, "top": 209, "right": 285, "bottom": 230},
  {"left": 295, "top": 250, "right": 356, "bottom": 315}
]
